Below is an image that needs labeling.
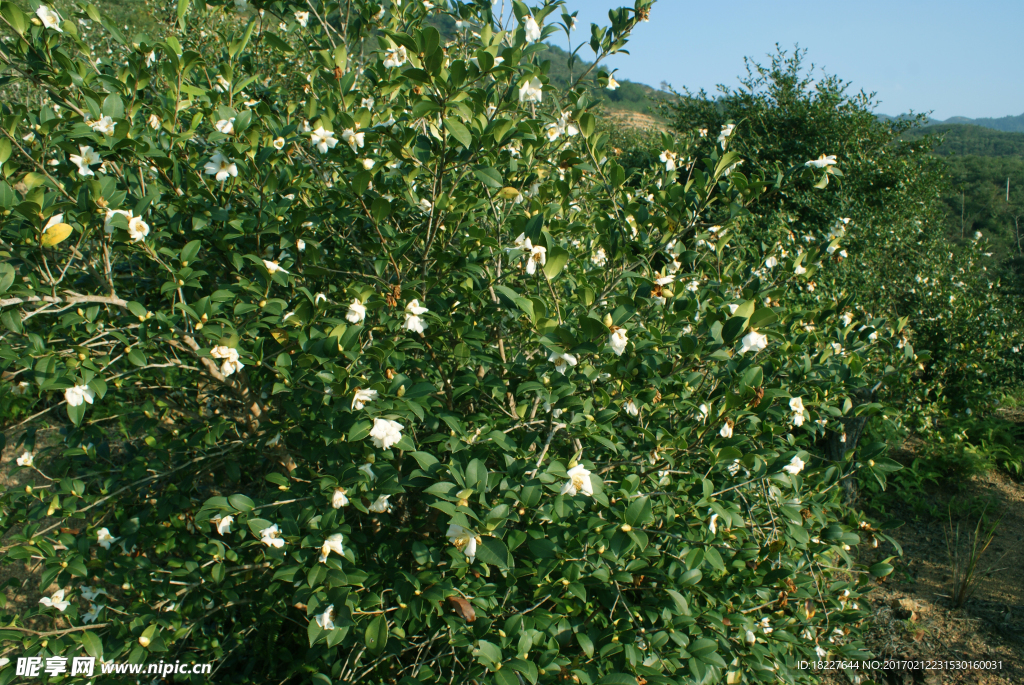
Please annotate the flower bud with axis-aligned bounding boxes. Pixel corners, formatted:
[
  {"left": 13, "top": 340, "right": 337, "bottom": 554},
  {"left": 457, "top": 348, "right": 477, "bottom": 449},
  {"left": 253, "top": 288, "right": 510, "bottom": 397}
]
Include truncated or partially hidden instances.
[
  {"left": 138, "top": 635, "right": 150, "bottom": 647},
  {"left": 603, "top": 314, "right": 613, "bottom": 327},
  {"left": 620, "top": 524, "right": 632, "bottom": 532}
]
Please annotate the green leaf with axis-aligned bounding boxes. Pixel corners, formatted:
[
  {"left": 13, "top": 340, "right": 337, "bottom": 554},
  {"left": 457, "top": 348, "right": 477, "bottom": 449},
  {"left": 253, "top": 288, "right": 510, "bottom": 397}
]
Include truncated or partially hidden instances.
[
  {"left": 443, "top": 117, "right": 472, "bottom": 148},
  {"left": 364, "top": 614, "right": 388, "bottom": 655},
  {"left": 749, "top": 307, "right": 778, "bottom": 329},
  {"left": 869, "top": 562, "right": 894, "bottom": 578},
  {"left": 102, "top": 93, "right": 125, "bottom": 119},
  {"left": 176, "top": 0, "right": 191, "bottom": 29},
  {"left": 476, "top": 537, "right": 511, "bottom": 569},
  {"left": 542, "top": 244, "right": 570, "bottom": 279},
  {"left": 127, "top": 348, "right": 147, "bottom": 367},
  {"left": 349, "top": 420, "right": 372, "bottom": 442},
  {"left": 81, "top": 630, "right": 104, "bottom": 659},
  {"left": 576, "top": 632, "right": 594, "bottom": 658},
  {"left": 624, "top": 496, "right": 651, "bottom": 527},
  {"left": 473, "top": 166, "right": 503, "bottom": 188},
  {"left": 228, "top": 494, "right": 255, "bottom": 512},
  {"left": 596, "top": 675, "right": 637, "bottom": 685},
  {"left": 722, "top": 316, "right": 747, "bottom": 343}
]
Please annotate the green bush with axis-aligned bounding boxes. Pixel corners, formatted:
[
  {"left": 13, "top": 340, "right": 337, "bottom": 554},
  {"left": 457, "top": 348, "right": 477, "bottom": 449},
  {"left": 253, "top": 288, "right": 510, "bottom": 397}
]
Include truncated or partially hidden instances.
[{"left": 1, "top": 2, "right": 909, "bottom": 683}]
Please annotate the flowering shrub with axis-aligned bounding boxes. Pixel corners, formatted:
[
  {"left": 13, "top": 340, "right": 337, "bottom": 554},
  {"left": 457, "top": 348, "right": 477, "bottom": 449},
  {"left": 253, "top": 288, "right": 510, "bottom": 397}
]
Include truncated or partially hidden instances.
[{"left": 1, "top": 1, "right": 910, "bottom": 683}]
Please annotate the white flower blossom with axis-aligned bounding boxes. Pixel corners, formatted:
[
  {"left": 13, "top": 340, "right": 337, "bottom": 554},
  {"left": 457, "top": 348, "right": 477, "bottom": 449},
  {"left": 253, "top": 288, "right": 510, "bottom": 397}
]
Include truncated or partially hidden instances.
[
  {"left": 606, "top": 75, "right": 620, "bottom": 90},
  {"left": 318, "top": 533, "right": 345, "bottom": 563},
  {"left": 783, "top": 456, "right": 805, "bottom": 475},
  {"left": 765, "top": 256, "right": 778, "bottom": 269},
  {"left": 625, "top": 400, "right": 639, "bottom": 417},
  {"left": 331, "top": 487, "right": 349, "bottom": 508},
  {"left": 127, "top": 216, "right": 149, "bottom": 242},
  {"left": 89, "top": 116, "right": 116, "bottom": 136},
  {"left": 359, "top": 463, "right": 377, "bottom": 481},
  {"left": 592, "top": 248, "right": 608, "bottom": 266},
  {"left": 316, "top": 604, "right": 335, "bottom": 630},
  {"left": 80, "top": 586, "right": 107, "bottom": 602},
  {"left": 210, "top": 345, "right": 244, "bottom": 377},
  {"left": 39, "top": 589, "right": 69, "bottom": 612},
  {"left": 65, "top": 384, "right": 96, "bottom": 407},
  {"left": 263, "top": 259, "right": 289, "bottom": 275},
  {"left": 609, "top": 328, "right": 628, "bottom": 356},
  {"left": 96, "top": 527, "right": 116, "bottom": 550},
  {"left": 36, "top": 5, "right": 62, "bottom": 31},
  {"left": 215, "top": 516, "right": 234, "bottom": 535},
  {"left": 383, "top": 46, "right": 408, "bottom": 68},
  {"left": 805, "top": 154, "right": 837, "bottom": 169},
  {"left": 294, "top": 10, "right": 309, "bottom": 26},
  {"left": 718, "top": 123, "right": 735, "bottom": 147},
  {"left": 561, "top": 465, "right": 594, "bottom": 497},
  {"left": 523, "top": 15, "right": 541, "bottom": 42},
  {"left": 708, "top": 509, "right": 718, "bottom": 534},
  {"left": 346, "top": 300, "right": 367, "bottom": 323},
  {"left": 738, "top": 330, "right": 768, "bottom": 355},
  {"left": 340, "top": 129, "right": 365, "bottom": 152},
  {"left": 404, "top": 299, "right": 429, "bottom": 333},
  {"left": 446, "top": 524, "right": 477, "bottom": 560},
  {"left": 370, "top": 418, "right": 404, "bottom": 449},
  {"left": 720, "top": 421, "right": 733, "bottom": 439},
  {"left": 518, "top": 77, "right": 543, "bottom": 103},
  {"left": 16, "top": 451, "right": 34, "bottom": 467},
  {"left": 69, "top": 145, "right": 101, "bottom": 176},
  {"left": 214, "top": 118, "right": 235, "bottom": 135},
  {"left": 369, "top": 494, "right": 391, "bottom": 513},
  {"left": 659, "top": 150, "right": 678, "bottom": 171},
  {"left": 260, "top": 524, "right": 286, "bottom": 548},
  {"left": 310, "top": 126, "right": 338, "bottom": 154},
  {"left": 526, "top": 244, "right": 547, "bottom": 275},
  {"left": 204, "top": 152, "right": 238, "bottom": 182},
  {"left": 548, "top": 351, "right": 577, "bottom": 375}
]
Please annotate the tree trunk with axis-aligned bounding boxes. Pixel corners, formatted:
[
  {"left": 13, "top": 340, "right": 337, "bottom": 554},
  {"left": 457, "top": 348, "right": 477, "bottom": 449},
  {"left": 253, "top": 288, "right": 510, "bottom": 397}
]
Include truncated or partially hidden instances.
[{"left": 822, "top": 386, "right": 878, "bottom": 505}]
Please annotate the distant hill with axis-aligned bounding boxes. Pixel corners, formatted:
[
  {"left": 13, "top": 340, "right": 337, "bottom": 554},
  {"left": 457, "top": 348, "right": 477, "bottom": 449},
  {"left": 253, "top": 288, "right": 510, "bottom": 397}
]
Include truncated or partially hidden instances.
[
  {"left": 903, "top": 124, "right": 1024, "bottom": 157},
  {"left": 880, "top": 112, "right": 1024, "bottom": 134}
]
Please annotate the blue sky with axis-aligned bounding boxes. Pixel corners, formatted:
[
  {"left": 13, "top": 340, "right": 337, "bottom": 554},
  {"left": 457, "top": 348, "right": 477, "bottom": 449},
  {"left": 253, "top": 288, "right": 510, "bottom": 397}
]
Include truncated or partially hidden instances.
[{"left": 527, "top": 0, "right": 1024, "bottom": 120}]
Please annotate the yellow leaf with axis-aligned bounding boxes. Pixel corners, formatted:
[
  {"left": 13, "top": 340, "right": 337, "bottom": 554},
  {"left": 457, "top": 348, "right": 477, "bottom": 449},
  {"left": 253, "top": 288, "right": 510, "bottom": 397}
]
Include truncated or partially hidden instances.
[
  {"left": 270, "top": 329, "right": 290, "bottom": 344},
  {"left": 40, "top": 223, "right": 73, "bottom": 247},
  {"left": 496, "top": 187, "right": 521, "bottom": 200}
]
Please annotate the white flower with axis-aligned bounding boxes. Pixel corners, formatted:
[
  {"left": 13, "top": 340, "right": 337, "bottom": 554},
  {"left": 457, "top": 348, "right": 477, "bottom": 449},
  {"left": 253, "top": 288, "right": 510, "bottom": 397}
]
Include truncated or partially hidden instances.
[
  {"left": 606, "top": 75, "right": 620, "bottom": 91},
  {"left": 215, "top": 516, "right": 234, "bottom": 535},
  {"left": 294, "top": 10, "right": 309, "bottom": 26},
  {"left": 260, "top": 524, "right": 286, "bottom": 548},
  {"left": 12, "top": 381, "right": 30, "bottom": 395},
  {"left": 506, "top": 232, "right": 532, "bottom": 253},
  {"left": 39, "top": 589, "right": 69, "bottom": 612},
  {"left": 210, "top": 345, "right": 245, "bottom": 377},
  {"left": 369, "top": 494, "right": 391, "bottom": 513},
  {"left": 659, "top": 150, "right": 678, "bottom": 171},
  {"left": 404, "top": 299, "right": 429, "bottom": 333},
  {"left": 526, "top": 244, "right": 547, "bottom": 275},
  {"left": 82, "top": 603, "right": 104, "bottom": 624},
  {"left": 331, "top": 487, "right": 349, "bottom": 508},
  {"left": 794, "top": 264, "right": 806, "bottom": 275},
  {"left": 215, "top": 118, "right": 235, "bottom": 135},
  {"left": 127, "top": 216, "right": 149, "bottom": 242},
  {"left": 765, "top": 256, "right": 778, "bottom": 268},
  {"left": 561, "top": 465, "right": 594, "bottom": 497},
  {"left": 745, "top": 629, "right": 756, "bottom": 645},
  {"left": 96, "top": 527, "right": 116, "bottom": 550},
  {"left": 783, "top": 456, "right": 805, "bottom": 475},
  {"left": 524, "top": 15, "right": 541, "bottom": 43},
  {"left": 789, "top": 396, "right": 805, "bottom": 413},
  {"left": 805, "top": 154, "right": 837, "bottom": 168},
  {"left": 318, "top": 533, "right": 345, "bottom": 563},
  {"left": 296, "top": 238, "right": 306, "bottom": 251},
  {"left": 718, "top": 123, "right": 736, "bottom": 147},
  {"left": 65, "top": 384, "right": 96, "bottom": 407},
  {"left": 383, "top": 45, "right": 408, "bottom": 68},
  {"left": 341, "top": 129, "right": 365, "bottom": 152},
  {"left": 592, "top": 248, "right": 608, "bottom": 266},
  {"left": 16, "top": 451, "right": 34, "bottom": 467},
  {"left": 271, "top": 137, "right": 286, "bottom": 151},
  {"left": 815, "top": 645, "right": 828, "bottom": 659},
  {"left": 36, "top": 5, "right": 62, "bottom": 31},
  {"left": 719, "top": 421, "right": 733, "bottom": 439},
  {"left": 80, "top": 586, "right": 107, "bottom": 602},
  {"left": 708, "top": 510, "right": 718, "bottom": 535},
  {"left": 361, "top": 97, "right": 375, "bottom": 109},
  {"left": 263, "top": 259, "right": 289, "bottom": 274},
  {"left": 446, "top": 524, "right": 478, "bottom": 560},
  {"left": 698, "top": 404, "right": 709, "bottom": 421},
  {"left": 104, "top": 209, "right": 133, "bottom": 234},
  {"left": 314, "top": 292, "right": 327, "bottom": 306},
  {"left": 359, "top": 463, "right": 377, "bottom": 480},
  {"left": 370, "top": 417, "right": 404, "bottom": 449},
  {"left": 316, "top": 604, "right": 335, "bottom": 630},
  {"left": 625, "top": 400, "right": 639, "bottom": 417},
  {"left": 310, "top": 126, "right": 338, "bottom": 154},
  {"left": 204, "top": 152, "right": 238, "bottom": 181},
  {"left": 69, "top": 145, "right": 101, "bottom": 176},
  {"left": 89, "top": 116, "right": 115, "bottom": 135},
  {"left": 346, "top": 300, "right": 367, "bottom": 323},
  {"left": 548, "top": 351, "right": 577, "bottom": 375},
  {"left": 738, "top": 330, "right": 768, "bottom": 355},
  {"left": 609, "top": 328, "right": 629, "bottom": 356},
  {"left": 361, "top": 158, "right": 375, "bottom": 170},
  {"left": 147, "top": 114, "right": 161, "bottom": 130},
  {"left": 518, "top": 77, "right": 543, "bottom": 103}
]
